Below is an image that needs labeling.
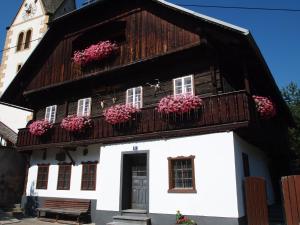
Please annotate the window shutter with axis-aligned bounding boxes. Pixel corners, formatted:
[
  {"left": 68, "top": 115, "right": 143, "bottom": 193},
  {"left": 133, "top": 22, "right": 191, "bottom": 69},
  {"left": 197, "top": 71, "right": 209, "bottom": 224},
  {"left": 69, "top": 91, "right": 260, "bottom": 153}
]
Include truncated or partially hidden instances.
[
  {"left": 77, "top": 99, "right": 84, "bottom": 116},
  {"left": 84, "top": 98, "right": 91, "bottom": 116}
]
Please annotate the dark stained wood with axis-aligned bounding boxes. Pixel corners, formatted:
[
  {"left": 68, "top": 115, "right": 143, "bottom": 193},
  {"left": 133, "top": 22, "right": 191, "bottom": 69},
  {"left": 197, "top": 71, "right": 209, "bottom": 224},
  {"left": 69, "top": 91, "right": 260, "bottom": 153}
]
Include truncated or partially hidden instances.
[
  {"left": 281, "top": 176, "right": 300, "bottom": 225},
  {"left": 244, "top": 177, "right": 269, "bottom": 225},
  {"left": 17, "top": 91, "right": 255, "bottom": 149},
  {"left": 26, "top": 7, "right": 201, "bottom": 91}
]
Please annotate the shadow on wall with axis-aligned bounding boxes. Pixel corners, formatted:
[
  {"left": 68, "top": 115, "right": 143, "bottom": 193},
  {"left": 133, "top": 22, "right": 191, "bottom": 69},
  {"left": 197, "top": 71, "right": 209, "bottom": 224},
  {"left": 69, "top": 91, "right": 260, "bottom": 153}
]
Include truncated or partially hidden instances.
[
  {"left": 0, "top": 149, "right": 26, "bottom": 210},
  {"left": 24, "top": 182, "right": 39, "bottom": 216}
]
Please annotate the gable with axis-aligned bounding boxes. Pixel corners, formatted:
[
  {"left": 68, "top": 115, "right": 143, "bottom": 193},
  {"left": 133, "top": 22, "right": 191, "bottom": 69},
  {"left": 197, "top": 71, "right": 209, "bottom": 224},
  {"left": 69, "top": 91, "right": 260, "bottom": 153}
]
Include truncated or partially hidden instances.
[
  {"left": 25, "top": 4, "right": 202, "bottom": 91},
  {"left": 13, "top": 0, "right": 45, "bottom": 26}
]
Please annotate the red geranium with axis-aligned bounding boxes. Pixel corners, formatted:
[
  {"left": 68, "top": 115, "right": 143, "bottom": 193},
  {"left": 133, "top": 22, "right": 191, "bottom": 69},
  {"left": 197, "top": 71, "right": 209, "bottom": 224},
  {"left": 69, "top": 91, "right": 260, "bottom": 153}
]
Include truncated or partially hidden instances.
[
  {"left": 72, "top": 40, "right": 118, "bottom": 66},
  {"left": 103, "top": 104, "right": 140, "bottom": 125},
  {"left": 157, "top": 94, "right": 203, "bottom": 114},
  {"left": 60, "top": 115, "right": 92, "bottom": 133},
  {"left": 253, "top": 95, "right": 276, "bottom": 119},
  {"left": 28, "top": 120, "right": 53, "bottom": 136}
]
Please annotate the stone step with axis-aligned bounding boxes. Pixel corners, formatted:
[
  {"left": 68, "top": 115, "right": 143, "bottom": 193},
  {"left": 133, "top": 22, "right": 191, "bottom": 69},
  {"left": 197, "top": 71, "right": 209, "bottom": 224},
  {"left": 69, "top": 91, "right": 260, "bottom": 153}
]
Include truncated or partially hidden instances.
[
  {"left": 121, "top": 209, "right": 147, "bottom": 217},
  {"left": 113, "top": 215, "right": 150, "bottom": 225}
]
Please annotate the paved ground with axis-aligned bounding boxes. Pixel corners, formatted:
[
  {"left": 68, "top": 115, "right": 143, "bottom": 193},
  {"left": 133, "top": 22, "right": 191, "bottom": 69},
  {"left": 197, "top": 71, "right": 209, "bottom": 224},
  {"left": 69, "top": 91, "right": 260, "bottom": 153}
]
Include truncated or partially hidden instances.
[{"left": 0, "top": 217, "right": 95, "bottom": 225}]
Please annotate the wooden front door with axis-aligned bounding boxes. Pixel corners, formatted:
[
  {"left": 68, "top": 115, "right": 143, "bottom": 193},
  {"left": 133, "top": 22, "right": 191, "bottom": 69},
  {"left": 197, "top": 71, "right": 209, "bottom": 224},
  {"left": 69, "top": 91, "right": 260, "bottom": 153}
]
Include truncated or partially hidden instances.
[{"left": 131, "top": 166, "right": 147, "bottom": 209}]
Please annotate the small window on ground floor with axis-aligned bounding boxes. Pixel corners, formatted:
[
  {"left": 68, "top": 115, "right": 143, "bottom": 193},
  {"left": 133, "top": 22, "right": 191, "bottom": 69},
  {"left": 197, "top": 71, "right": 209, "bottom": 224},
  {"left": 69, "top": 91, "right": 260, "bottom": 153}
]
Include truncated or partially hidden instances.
[
  {"left": 81, "top": 162, "right": 97, "bottom": 190},
  {"left": 36, "top": 164, "right": 49, "bottom": 189},
  {"left": 57, "top": 164, "right": 72, "bottom": 190},
  {"left": 242, "top": 153, "right": 250, "bottom": 177},
  {"left": 168, "top": 156, "right": 196, "bottom": 193}
]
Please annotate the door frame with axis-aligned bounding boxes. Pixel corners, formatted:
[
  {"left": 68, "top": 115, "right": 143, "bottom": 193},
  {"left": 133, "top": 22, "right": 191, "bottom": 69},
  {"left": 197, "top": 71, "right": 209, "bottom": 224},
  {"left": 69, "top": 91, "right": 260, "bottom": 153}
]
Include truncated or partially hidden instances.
[{"left": 119, "top": 150, "right": 149, "bottom": 213}]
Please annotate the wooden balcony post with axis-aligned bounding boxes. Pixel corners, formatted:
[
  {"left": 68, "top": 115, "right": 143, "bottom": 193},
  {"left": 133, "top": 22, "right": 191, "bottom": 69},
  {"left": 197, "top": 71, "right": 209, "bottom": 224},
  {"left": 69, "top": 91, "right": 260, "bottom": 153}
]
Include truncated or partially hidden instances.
[{"left": 243, "top": 61, "right": 251, "bottom": 95}]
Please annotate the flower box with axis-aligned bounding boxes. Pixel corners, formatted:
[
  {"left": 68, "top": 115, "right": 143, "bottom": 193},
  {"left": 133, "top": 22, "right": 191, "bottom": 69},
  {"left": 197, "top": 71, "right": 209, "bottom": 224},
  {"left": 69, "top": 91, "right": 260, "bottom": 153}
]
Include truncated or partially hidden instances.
[
  {"left": 60, "top": 115, "right": 92, "bottom": 133},
  {"left": 157, "top": 95, "right": 203, "bottom": 114},
  {"left": 253, "top": 95, "right": 276, "bottom": 119},
  {"left": 103, "top": 104, "right": 140, "bottom": 125},
  {"left": 28, "top": 120, "right": 53, "bottom": 137},
  {"left": 72, "top": 40, "right": 118, "bottom": 66}
]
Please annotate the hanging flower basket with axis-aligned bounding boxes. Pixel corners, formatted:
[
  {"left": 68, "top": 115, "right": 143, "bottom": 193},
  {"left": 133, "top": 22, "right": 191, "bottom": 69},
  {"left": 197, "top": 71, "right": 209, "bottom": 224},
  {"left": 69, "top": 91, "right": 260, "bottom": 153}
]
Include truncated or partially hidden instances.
[
  {"left": 176, "top": 211, "right": 197, "bottom": 225},
  {"left": 157, "top": 94, "right": 203, "bottom": 114},
  {"left": 28, "top": 120, "right": 53, "bottom": 136},
  {"left": 60, "top": 115, "right": 92, "bottom": 133},
  {"left": 103, "top": 104, "right": 140, "bottom": 125},
  {"left": 72, "top": 40, "right": 118, "bottom": 66},
  {"left": 252, "top": 95, "right": 276, "bottom": 119}
]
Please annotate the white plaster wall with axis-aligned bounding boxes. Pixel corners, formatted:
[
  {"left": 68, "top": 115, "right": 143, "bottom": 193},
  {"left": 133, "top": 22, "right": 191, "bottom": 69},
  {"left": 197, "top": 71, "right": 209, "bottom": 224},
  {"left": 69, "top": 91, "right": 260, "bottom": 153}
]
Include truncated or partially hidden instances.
[
  {"left": 233, "top": 133, "right": 275, "bottom": 217},
  {"left": 98, "top": 132, "right": 240, "bottom": 218},
  {"left": 0, "top": 104, "right": 31, "bottom": 132},
  {"left": 26, "top": 145, "right": 101, "bottom": 200}
]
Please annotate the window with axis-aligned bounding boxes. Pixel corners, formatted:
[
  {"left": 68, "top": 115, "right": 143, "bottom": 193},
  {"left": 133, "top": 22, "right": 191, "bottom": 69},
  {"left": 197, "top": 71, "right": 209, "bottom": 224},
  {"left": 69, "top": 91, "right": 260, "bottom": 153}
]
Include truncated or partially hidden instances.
[
  {"left": 126, "top": 86, "right": 143, "bottom": 108},
  {"left": 45, "top": 105, "right": 57, "bottom": 123},
  {"left": 242, "top": 153, "right": 250, "bottom": 177},
  {"left": 173, "top": 75, "right": 194, "bottom": 96},
  {"left": 81, "top": 162, "right": 97, "bottom": 190},
  {"left": 168, "top": 156, "right": 196, "bottom": 193},
  {"left": 24, "top": 29, "right": 32, "bottom": 49},
  {"left": 77, "top": 98, "right": 91, "bottom": 116},
  {"left": 57, "top": 164, "right": 72, "bottom": 190},
  {"left": 16, "top": 32, "right": 24, "bottom": 52},
  {"left": 36, "top": 164, "right": 49, "bottom": 189}
]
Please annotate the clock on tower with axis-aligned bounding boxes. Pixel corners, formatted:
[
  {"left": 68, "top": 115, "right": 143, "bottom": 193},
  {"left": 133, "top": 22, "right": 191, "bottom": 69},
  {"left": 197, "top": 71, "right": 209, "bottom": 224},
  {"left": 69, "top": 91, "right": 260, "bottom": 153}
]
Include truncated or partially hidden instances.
[{"left": 22, "top": 0, "right": 37, "bottom": 20}]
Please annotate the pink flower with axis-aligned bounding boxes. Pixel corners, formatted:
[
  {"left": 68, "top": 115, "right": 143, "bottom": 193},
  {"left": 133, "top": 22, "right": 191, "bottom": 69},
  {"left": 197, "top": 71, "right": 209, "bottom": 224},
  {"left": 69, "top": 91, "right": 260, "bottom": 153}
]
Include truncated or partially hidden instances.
[
  {"left": 103, "top": 104, "right": 140, "bottom": 125},
  {"left": 60, "top": 115, "right": 92, "bottom": 132},
  {"left": 28, "top": 120, "right": 53, "bottom": 136},
  {"left": 157, "top": 95, "right": 203, "bottom": 114},
  {"left": 253, "top": 95, "right": 276, "bottom": 119},
  {"left": 72, "top": 40, "right": 118, "bottom": 66}
]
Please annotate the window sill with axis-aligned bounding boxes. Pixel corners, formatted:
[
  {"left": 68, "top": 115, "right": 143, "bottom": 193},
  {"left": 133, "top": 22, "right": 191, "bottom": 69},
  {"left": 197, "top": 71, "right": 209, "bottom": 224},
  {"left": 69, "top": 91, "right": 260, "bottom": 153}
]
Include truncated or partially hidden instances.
[{"left": 168, "top": 188, "right": 197, "bottom": 193}]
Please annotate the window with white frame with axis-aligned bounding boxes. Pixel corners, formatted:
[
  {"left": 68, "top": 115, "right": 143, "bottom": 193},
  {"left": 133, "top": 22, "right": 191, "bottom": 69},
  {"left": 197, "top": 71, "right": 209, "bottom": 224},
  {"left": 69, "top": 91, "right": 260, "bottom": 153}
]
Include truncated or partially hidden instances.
[
  {"left": 126, "top": 86, "right": 143, "bottom": 108},
  {"left": 173, "top": 75, "right": 194, "bottom": 96},
  {"left": 45, "top": 105, "right": 57, "bottom": 123},
  {"left": 77, "top": 98, "right": 91, "bottom": 116}
]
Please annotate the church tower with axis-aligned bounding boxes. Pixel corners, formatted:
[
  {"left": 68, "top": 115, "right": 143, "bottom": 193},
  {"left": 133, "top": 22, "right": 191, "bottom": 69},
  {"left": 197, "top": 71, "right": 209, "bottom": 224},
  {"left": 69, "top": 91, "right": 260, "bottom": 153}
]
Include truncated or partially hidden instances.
[{"left": 0, "top": 0, "right": 76, "bottom": 94}]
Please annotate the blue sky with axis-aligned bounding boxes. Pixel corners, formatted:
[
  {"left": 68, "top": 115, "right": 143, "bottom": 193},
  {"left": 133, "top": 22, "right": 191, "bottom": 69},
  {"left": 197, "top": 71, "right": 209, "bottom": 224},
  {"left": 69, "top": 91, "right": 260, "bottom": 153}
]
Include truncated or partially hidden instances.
[{"left": 0, "top": 0, "right": 299, "bottom": 88}]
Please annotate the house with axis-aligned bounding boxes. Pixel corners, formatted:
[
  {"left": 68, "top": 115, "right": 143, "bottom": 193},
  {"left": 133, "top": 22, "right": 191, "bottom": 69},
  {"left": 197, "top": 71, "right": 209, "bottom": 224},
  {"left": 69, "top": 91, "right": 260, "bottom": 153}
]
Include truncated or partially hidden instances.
[
  {"left": 0, "top": 0, "right": 293, "bottom": 224},
  {"left": 0, "top": 122, "right": 26, "bottom": 209}
]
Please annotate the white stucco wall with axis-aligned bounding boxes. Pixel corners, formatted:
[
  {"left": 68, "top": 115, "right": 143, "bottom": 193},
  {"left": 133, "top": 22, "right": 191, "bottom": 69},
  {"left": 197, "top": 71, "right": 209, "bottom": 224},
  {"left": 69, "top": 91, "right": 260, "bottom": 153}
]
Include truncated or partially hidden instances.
[
  {"left": 98, "top": 132, "right": 240, "bottom": 218},
  {"left": 27, "top": 132, "right": 275, "bottom": 219},
  {"left": 26, "top": 145, "right": 101, "bottom": 200},
  {"left": 233, "top": 133, "right": 275, "bottom": 217}
]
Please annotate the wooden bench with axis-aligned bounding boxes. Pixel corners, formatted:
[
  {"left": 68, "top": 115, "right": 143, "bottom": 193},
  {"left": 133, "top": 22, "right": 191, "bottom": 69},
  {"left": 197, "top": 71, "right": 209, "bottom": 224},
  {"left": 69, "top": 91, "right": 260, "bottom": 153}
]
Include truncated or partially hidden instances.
[{"left": 37, "top": 199, "right": 91, "bottom": 224}]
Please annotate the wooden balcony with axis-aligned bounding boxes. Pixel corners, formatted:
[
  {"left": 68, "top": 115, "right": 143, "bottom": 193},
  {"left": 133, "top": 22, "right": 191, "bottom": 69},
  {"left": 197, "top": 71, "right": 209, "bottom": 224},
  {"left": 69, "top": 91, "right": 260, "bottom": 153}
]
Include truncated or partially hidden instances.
[{"left": 17, "top": 91, "right": 258, "bottom": 150}]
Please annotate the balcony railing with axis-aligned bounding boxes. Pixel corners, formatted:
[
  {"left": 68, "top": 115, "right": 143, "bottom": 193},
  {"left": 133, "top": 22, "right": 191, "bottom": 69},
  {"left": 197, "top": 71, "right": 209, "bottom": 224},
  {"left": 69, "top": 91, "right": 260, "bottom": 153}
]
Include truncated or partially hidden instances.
[{"left": 17, "top": 91, "right": 257, "bottom": 149}]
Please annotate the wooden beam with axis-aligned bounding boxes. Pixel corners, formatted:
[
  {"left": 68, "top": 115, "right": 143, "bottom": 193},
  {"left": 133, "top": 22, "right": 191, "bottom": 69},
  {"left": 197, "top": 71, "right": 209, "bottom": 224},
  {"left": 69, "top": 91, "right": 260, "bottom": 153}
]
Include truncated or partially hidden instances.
[
  {"left": 64, "top": 149, "right": 76, "bottom": 165},
  {"left": 243, "top": 61, "right": 251, "bottom": 94}
]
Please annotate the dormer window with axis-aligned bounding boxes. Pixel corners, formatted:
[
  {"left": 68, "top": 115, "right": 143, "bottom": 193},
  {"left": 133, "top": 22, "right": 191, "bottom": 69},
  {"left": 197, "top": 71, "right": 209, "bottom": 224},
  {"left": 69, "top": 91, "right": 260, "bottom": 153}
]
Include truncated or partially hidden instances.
[
  {"left": 126, "top": 87, "right": 143, "bottom": 109},
  {"left": 77, "top": 98, "right": 91, "bottom": 116},
  {"left": 45, "top": 105, "right": 57, "bottom": 123},
  {"left": 173, "top": 75, "right": 194, "bottom": 96}
]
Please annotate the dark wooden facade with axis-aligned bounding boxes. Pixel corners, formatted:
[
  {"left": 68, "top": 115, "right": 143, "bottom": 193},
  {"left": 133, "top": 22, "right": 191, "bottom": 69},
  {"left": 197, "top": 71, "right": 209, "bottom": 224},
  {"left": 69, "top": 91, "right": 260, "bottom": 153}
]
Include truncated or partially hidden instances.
[{"left": 0, "top": 0, "right": 291, "bottom": 160}]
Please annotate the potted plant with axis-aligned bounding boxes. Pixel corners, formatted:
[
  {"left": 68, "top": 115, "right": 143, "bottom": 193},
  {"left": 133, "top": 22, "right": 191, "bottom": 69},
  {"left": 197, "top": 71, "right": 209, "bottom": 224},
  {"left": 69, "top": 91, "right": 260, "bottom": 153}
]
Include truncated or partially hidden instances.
[
  {"left": 157, "top": 94, "right": 203, "bottom": 122},
  {"left": 176, "top": 210, "right": 197, "bottom": 225},
  {"left": 252, "top": 95, "right": 276, "bottom": 119},
  {"left": 72, "top": 40, "right": 118, "bottom": 66},
  {"left": 103, "top": 104, "right": 140, "bottom": 125},
  {"left": 28, "top": 120, "right": 53, "bottom": 137},
  {"left": 60, "top": 115, "right": 92, "bottom": 133}
]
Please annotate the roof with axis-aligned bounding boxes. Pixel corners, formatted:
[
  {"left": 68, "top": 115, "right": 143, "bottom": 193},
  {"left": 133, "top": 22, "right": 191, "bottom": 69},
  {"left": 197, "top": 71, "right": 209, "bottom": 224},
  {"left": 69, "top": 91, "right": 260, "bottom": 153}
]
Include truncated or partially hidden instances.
[
  {"left": 0, "top": 121, "right": 17, "bottom": 145},
  {"left": 41, "top": 0, "right": 67, "bottom": 14}
]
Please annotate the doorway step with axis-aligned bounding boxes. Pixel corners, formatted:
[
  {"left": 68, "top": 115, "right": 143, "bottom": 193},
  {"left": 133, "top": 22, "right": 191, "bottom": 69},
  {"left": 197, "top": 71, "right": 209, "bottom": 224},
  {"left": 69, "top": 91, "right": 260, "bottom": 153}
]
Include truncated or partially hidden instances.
[{"left": 107, "top": 209, "right": 150, "bottom": 225}]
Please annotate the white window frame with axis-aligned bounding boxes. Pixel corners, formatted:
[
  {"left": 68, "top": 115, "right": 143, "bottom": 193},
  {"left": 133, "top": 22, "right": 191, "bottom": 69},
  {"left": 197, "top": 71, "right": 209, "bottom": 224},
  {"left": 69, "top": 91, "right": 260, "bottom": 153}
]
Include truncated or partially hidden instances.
[
  {"left": 45, "top": 105, "right": 57, "bottom": 123},
  {"left": 126, "top": 86, "right": 143, "bottom": 109},
  {"left": 173, "top": 75, "right": 194, "bottom": 96},
  {"left": 77, "top": 97, "right": 92, "bottom": 117}
]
